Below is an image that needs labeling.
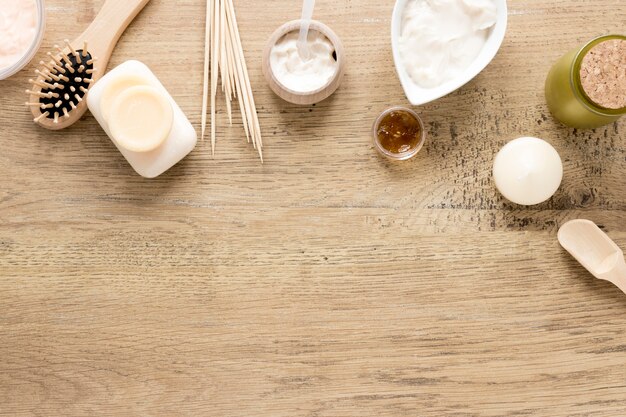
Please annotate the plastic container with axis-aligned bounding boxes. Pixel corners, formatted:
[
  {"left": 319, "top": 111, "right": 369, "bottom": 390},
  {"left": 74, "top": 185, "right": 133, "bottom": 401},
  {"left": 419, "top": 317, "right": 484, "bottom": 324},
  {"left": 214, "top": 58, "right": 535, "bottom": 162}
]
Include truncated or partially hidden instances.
[
  {"left": 545, "top": 34, "right": 626, "bottom": 129},
  {"left": 0, "top": 0, "right": 47, "bottom": 81}
]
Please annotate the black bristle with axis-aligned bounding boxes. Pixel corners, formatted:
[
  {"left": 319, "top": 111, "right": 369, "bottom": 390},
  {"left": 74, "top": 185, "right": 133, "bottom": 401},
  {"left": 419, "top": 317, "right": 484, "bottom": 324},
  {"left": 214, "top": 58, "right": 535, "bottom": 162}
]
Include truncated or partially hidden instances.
[{"left": 38, "top": 49, "right": 94, "bottom": 119}]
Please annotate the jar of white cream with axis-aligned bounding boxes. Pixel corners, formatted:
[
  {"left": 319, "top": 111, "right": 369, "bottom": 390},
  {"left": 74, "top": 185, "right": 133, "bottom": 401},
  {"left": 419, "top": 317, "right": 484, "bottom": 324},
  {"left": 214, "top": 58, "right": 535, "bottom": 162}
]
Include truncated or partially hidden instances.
[
  {"left": 262, "top": 20, "right": 345, "bottom": 105},
  {"left": 0, "top": 0, "right": 46, "bottom": 80}
]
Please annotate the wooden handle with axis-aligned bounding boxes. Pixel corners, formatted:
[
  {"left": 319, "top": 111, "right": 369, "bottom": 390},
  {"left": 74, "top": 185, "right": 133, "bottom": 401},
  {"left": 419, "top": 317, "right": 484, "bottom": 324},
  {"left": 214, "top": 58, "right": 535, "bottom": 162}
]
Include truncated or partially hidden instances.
[{"left": 77, "top": 0, "right": 152, "bottom": 77}]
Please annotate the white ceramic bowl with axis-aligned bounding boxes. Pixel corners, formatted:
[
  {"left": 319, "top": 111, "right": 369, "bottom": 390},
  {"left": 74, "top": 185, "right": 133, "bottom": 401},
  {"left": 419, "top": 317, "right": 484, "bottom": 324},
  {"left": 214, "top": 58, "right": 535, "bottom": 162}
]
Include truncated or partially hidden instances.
[{"left": 391, "top": 0, "right": 508, "bottom": 106}]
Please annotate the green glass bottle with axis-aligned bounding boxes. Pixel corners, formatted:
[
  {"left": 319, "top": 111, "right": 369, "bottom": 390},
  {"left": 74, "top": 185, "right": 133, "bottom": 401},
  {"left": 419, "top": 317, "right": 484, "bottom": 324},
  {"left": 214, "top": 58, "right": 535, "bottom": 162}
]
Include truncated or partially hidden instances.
[{"left": 545, "top": 34, "right": 625, "bottom": 129}]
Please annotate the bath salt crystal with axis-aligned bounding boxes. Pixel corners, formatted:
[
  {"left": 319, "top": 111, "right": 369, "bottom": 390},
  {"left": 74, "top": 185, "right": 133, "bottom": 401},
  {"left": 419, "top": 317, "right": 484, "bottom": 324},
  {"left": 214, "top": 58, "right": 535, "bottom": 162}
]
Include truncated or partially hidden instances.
[{"left": 0, "top": 0, "right": 38, "bottom": 70}]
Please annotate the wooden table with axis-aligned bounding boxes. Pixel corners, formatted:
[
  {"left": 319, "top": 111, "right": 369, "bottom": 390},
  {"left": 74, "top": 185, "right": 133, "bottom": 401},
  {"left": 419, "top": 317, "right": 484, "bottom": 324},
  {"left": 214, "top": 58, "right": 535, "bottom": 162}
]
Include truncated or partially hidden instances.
[{"left": 1, "top": 1, "right": 625, "bottom": 415}]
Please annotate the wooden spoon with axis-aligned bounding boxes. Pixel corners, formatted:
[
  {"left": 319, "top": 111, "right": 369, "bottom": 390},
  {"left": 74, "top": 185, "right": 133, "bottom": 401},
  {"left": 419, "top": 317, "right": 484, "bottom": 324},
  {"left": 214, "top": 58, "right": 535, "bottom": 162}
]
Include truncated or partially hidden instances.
[{"left": 558, "top": 219, "right": 626, "bottom": 294}]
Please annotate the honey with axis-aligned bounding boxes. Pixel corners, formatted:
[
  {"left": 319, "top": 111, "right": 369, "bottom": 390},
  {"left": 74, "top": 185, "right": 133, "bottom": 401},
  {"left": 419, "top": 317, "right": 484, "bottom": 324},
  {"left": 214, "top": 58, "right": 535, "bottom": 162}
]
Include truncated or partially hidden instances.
[{"left": 373, "top": 107, "right": 425, "bottom": 160}]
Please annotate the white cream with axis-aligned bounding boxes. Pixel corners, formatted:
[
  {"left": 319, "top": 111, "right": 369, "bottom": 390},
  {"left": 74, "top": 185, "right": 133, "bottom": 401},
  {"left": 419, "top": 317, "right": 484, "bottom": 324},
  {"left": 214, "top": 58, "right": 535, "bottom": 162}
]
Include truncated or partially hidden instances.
[
  {"left": 399, "top": 0, "right": 497, "bottom": 89},
  {"left": 270, "top": 30, "right": 338, "bottom": 93},
  {"left": 0, "top": 0, "right": 38, "bottom": 70}
]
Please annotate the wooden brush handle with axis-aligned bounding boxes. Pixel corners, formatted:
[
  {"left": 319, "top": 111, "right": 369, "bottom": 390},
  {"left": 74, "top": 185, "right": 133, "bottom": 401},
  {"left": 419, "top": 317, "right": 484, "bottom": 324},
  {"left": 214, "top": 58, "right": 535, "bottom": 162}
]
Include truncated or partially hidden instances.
[{"left": 77, "top": 0, "right": 152, "bottom": 78}]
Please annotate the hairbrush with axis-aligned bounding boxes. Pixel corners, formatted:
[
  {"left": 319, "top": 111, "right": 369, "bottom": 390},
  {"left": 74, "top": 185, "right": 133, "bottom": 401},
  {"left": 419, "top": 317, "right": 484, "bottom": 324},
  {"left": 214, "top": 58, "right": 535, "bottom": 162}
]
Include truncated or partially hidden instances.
[{"left": 27, "top": 0, "right": 151, "bottom": 130}]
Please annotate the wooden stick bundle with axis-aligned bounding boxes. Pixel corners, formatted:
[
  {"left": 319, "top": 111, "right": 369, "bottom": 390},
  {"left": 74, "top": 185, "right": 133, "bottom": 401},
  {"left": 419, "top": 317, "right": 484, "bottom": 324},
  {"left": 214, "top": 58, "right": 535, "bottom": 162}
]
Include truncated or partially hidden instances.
[{"left": 201, "top": 0, "right": 263, "bottom": 161}]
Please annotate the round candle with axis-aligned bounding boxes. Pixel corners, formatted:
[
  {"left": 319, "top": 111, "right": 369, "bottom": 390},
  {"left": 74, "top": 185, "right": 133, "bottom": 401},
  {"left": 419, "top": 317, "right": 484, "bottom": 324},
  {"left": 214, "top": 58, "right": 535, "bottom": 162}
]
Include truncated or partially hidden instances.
[{"left": 493, "top": 137, "right": 563, "bottom": 205}]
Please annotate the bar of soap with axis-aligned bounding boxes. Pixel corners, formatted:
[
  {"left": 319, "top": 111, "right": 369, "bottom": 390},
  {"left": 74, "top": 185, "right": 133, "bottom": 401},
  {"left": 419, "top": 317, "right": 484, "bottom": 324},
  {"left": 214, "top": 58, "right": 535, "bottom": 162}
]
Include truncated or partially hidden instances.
[
  {"left": 87, "top": 60, "right": 197, "bottom": 178},
  {"left": 100, "top": 74, "right": 151, "bottom": 122},
  {"left": 108, "top": 86, "right": 173, "bottom": 153}
]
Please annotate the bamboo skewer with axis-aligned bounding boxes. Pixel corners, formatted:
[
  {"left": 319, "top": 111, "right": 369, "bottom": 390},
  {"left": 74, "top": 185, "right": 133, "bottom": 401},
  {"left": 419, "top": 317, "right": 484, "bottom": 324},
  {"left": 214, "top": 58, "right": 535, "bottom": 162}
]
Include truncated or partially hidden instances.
[
  {"left": 226, "top": 38, "right": 237, "bottom": 104},
  {"left": 226, "top": 25, "right": 250, "bottom": 143},
  {"left": 201, "top": 0, "right": 211, "bottom": 141},
  {"left": 224, "top": 3, "right": 254, "bottom": 146},
  {"left": 219, "top": 0, "right": 232, "bottom": 125},
  {"left": 200, "top": 0, "right": 263, "bottom": 161},
  {"left": 226, "top": 1, "right": 254, "bottom": 144},
  {"left": 219, "top": 1, "right": 226, "bottom": 95},
  {"left": 210, "top": 0, "right": 218, "bottom": 155},
  {"left": 226, "top": 0, "right": 263, "bottom": 157}
]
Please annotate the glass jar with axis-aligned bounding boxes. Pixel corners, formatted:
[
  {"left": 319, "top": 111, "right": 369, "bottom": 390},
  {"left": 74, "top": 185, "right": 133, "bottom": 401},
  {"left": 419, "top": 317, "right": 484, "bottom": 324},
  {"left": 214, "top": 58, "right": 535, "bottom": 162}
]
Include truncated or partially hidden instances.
[
  {"left": 545, "top": 34, "right": 626, "bottom": 129},
  {"left": 372, "top": 106, "right": 426, "bottom": 161}
]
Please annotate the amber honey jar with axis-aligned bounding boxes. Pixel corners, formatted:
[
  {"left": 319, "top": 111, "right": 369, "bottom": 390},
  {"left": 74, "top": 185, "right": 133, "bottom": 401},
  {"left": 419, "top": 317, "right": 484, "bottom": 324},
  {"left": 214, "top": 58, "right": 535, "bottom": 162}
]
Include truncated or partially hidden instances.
[{"left": 373, "top": 107, "right": 425, "bottom": 160}]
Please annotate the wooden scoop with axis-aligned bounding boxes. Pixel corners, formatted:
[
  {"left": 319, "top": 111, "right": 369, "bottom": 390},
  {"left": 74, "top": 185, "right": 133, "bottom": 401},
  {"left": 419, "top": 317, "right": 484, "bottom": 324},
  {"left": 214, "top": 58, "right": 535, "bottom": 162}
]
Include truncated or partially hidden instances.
[{"left": 558, "top": 219, "right": 626, "bottom": 294}]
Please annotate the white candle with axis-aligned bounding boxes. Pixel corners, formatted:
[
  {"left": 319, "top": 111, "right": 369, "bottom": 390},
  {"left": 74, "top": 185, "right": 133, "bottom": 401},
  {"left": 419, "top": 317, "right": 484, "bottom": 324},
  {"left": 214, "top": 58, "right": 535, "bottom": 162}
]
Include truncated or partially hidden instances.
[{"left": 493, "top": 137, "right": 563, "bottom": 205}]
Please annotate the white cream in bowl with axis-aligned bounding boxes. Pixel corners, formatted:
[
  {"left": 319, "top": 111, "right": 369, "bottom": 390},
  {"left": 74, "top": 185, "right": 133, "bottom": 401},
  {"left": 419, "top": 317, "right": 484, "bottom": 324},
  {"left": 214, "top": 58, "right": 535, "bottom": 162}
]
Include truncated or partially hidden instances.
[
  {"left": 399, "top": 0, "right": 497, "bottom": 88},
  {"left": 270, "top": 30, "right": 338, "bottom": 93},
  {"left": 391, "top": 0, "right": 507, "bottom": 105}
]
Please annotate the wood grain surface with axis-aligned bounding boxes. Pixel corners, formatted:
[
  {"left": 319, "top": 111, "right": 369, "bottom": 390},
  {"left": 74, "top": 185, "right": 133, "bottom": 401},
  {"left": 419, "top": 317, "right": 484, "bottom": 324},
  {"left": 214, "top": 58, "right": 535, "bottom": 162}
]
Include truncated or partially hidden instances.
[{"left": 1, "top": 1, "right": 625, "bottom": 416}]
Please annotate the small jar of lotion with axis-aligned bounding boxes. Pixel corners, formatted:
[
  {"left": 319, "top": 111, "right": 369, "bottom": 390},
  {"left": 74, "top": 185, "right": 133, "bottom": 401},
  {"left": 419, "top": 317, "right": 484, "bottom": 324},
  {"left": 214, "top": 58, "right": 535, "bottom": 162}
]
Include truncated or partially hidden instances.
[
  {"left": 263, "top": 19, "right": 345, "bottom": 105},
  {"left": 372, "top": 107, "right": 426, "bottom": 161},
  {"left": 545, "top": 34, "right": 626, "bottom": 129},
  {"left": 87, "top": 60, "right": 197, "bottom": 178},
  {"left": 0, "top": 0, "right": 46, "bottom": 80}
]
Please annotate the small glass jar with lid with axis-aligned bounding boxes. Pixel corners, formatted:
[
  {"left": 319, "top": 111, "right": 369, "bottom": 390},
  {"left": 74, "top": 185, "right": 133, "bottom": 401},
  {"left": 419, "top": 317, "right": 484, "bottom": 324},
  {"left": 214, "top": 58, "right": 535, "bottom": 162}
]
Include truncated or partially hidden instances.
[
  {"left": 372, "top": 106, "right": 426, "bottom": 161},
  {"left": 545, "top": 34, "right": 625, "bottom": 129}
]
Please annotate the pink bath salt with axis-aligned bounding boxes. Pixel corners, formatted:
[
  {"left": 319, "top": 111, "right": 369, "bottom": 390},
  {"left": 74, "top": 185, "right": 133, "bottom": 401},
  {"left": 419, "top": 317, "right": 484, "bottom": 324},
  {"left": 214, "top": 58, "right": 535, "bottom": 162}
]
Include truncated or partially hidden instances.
[{"left": 0, "top": 0, "right": 39, "bottom": 70}]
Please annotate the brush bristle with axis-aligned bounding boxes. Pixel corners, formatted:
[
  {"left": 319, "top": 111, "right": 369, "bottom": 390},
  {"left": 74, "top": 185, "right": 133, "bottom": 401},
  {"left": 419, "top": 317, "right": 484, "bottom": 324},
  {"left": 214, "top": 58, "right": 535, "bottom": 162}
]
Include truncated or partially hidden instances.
[{"left": 29, "top": 41, "right": 96, "bottom": 123}]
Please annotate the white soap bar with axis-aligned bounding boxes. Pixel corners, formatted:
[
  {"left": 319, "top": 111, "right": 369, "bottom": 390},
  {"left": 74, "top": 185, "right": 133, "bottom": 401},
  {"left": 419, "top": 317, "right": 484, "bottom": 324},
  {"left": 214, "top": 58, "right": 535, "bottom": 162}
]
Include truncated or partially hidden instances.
[
  {"left": 100, "top": 73, "right": 151, "bottom": 122},
  {"left": 108, "top": 85, "right": 173, "bottom": 153},
  {"left": 87, "top": 60, "right": 197, "bottom": 178}
]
